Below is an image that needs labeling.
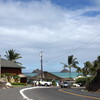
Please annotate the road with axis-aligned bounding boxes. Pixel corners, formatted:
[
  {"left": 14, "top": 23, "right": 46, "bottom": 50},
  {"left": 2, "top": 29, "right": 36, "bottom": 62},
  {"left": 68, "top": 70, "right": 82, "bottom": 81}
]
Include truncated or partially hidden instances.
[
  {"left": 0, "top": 86, "right": 100, "bottom": 100},
  {"left": 24, "top": 87, "right": 100, "bottom": 100}
]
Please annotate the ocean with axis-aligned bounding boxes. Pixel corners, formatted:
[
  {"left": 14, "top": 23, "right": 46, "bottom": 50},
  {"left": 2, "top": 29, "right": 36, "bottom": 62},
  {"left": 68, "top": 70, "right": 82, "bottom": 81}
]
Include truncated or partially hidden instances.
[
  {"left": 51, "top": 72, "right": 79, "bottom": 78},
  {"left": 24, "top": 72, "right": 79, "bottom": 78}
]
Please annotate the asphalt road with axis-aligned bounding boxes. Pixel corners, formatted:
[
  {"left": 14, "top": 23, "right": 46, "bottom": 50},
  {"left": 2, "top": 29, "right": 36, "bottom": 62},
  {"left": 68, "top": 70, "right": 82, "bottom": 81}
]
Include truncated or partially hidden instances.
[
  {"left": 24, "top": 87, "right": 100, "bottom": 100},
  {"left": 0, "top": 87, "right": 100, "bottom": 100},
  {"left": 0, "top": 87, "right": 28, "bottom": 100}
]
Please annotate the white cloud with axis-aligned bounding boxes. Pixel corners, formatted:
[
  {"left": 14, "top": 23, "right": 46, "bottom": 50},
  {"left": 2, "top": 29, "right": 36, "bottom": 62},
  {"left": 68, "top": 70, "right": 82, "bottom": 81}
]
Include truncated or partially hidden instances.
[{"left": 0, "top": 0, "right": 100, "bottom": 72}]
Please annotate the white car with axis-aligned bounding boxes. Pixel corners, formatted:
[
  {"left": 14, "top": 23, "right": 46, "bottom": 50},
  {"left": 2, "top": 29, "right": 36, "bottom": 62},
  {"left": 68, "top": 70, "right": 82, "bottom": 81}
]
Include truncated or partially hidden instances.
[
  {"left": 39, "top": 81, "right": 52, "bottom": 86},
  {"left": 73, "top": 83, "right": 80, "bottom": 87}
]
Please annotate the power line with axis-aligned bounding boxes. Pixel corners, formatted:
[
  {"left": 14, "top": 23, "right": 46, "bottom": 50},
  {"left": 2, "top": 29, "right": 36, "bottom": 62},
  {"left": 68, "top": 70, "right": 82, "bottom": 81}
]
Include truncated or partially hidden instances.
[{"left": 46, "top": 34, "right": 100, "bottom": 61}]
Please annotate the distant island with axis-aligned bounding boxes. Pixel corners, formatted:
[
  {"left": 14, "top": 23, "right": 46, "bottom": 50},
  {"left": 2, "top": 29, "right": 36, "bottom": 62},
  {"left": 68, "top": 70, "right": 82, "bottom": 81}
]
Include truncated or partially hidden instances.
[
  {"left": 32, "top": 69, "right": 41, "bottom": 73},
  {"left": 60, "top": 69, "right": 70, "bottom": 73},
  {"left": 32, "top": 68, "right": 70, "bottom": 73}
]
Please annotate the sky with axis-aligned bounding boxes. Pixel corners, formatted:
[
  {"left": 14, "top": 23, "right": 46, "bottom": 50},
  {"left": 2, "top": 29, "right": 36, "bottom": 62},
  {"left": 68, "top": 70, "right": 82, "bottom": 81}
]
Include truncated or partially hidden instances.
[{"left": 0, "top": 0, "right": 100, "bottom": 73}]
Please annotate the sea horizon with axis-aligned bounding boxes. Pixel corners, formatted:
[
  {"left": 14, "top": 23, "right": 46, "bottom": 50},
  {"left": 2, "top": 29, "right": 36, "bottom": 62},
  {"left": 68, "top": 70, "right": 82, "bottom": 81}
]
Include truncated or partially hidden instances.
[{"left": 24, "top": 72, "right": 80, "bottom": 78}]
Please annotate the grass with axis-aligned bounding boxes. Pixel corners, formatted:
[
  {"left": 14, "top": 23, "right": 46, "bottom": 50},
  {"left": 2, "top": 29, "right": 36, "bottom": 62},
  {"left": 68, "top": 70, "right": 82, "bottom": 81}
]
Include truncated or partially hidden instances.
[
  {"left": 12, "top": 84, "right": 27, "bottom": 87},
  {"left": 11, "top": 83, "right": 31, "bottom": 87}
]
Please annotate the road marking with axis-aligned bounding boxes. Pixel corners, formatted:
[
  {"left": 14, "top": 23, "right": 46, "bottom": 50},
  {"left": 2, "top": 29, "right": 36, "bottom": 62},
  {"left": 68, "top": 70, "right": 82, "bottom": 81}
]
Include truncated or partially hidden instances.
[
  {"left": 20, "top": 86, "right": 50, "bottom": 100},
  {"left": 59, "top": 89, "right": 100, "bottom": 100}
]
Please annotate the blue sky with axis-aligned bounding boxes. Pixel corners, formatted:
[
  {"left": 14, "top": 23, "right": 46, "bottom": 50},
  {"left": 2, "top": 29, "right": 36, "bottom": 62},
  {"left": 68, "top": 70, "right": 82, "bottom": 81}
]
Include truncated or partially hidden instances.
[
  {"left": 2, "top": 0, "right": 100, "bottom": 17},
  {"left": 51, "top": 0, "right": 93, "bottom": 9},
  {"left": 0, "top": 0, "right": 100, "bottom": 72},
  {"left": 1, "top": 0, "right": 95, "bottom": 8},
  {"left": 82, "top": 11, "right": 100, "bottom": 17}
]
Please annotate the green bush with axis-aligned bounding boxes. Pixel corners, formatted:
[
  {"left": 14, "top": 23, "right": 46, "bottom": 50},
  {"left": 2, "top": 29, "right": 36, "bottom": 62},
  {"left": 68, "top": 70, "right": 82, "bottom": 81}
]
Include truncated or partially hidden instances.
[
  {"left": 52, "top": 81, "right": 56, "bottom": 86},
  {"left": 76, "top": 77, "right": 92, "bottom": 86},
  {"left": 76, "top": 77, "right": 86, "bottom": 86},
  {"left": 11, "top": 83, "right": 27, "bottom": 85}
]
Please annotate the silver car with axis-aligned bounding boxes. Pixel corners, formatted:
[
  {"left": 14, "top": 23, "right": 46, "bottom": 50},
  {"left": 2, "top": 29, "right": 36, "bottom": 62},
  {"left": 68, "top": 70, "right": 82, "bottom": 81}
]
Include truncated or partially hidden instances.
[{"left": 60, "top": 81, "right": 71, "bottom": 88}]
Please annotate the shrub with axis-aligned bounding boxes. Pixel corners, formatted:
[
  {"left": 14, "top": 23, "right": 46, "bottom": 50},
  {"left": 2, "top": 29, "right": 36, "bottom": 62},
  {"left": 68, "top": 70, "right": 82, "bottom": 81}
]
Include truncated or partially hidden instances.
[
  {"left": 76, "top": 77, "right": 92, "bottom": 86},
  {"left": 76, "top": 77, "right": 86, "bottom": 86},
  {"left": 52, "top": 81, "right": 56, "bottom": 86},
  {"left": 11, "top": 83, "right": 27, "bottom": 85}
]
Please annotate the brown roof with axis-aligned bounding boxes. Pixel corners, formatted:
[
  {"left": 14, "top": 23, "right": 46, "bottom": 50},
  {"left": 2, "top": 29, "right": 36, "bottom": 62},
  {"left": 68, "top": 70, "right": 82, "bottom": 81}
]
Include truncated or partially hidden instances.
[
  {"left": 31, "top": 71, "right": 62, "bottom": 80},
  {"left": 1, "top": 59, "right": 25, "bottom": 68}
]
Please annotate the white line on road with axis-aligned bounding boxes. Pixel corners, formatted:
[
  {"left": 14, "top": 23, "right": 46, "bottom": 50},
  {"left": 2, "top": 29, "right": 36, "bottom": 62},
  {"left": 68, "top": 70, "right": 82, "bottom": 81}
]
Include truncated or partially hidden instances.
[{"left": 20, "top": 86, "right": 50, "bottom": 100}]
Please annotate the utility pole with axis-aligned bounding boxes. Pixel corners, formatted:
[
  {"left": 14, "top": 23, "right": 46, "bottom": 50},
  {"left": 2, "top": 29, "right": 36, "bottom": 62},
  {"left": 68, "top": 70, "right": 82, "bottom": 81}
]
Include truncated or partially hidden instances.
[
  {"left": 0, "top": 55, "right": 1, "bottom": 78},
  {"left": 40, "top": 51, "right": 43, "bottom": 79}
]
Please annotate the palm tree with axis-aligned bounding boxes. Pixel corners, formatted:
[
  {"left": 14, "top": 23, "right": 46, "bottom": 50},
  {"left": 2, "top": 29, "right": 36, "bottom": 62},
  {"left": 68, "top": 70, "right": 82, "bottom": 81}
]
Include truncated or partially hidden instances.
[
  {"left": 82, "top": 61, "right": 93, "bottom": 87},
  {"left": 76, "top": 67, "right": 82, "bottom": 76},
  {"left": 92, "top": 56, "right": 100, "bottom": 73},
  {"left": 61, "top": 62, "right": 68, "bottom": 69},
  {"left": 61, "top": 55, "right": 78, "bottom": 78},
  {"left": 83, "top": 61, "right": 93, "bottom": 76},
  {"left": 5, "top": 49, "right": 22, "bottom": 64},
  {"left": 68, "top": 55, "right": 78, "bottom": 78}
]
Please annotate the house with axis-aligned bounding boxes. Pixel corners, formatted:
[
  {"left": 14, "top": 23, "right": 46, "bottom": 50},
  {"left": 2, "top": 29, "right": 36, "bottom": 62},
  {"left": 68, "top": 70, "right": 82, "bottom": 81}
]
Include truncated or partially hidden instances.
[
  {"left": 1, "top": 59, "right": 27, "bottom": 83},
  {"left": 31, "top": 71, "right": 62, "bottom": 80},
  {"left": 26, "top": 71, "right": 74, "bottom": 82}
]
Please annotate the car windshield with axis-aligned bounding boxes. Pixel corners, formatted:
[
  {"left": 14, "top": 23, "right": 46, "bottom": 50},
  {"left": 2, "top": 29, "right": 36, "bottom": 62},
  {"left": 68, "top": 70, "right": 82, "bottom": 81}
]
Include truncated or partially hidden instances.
[{"left": 63, "top": 82, "right": 68, "bottom": 84}]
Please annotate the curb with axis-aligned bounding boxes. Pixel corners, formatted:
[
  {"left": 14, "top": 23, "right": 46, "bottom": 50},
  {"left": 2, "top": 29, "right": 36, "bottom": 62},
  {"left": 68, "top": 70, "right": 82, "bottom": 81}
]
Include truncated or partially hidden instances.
[{"left": 20, "top": 86, "right": 50, "bottom": 100}]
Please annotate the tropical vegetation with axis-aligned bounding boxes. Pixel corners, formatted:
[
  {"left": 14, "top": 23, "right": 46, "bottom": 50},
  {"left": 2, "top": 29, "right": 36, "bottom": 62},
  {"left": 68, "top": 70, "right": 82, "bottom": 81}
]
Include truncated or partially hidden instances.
[
  {"left": 62, "top": 55, "right": 79, "bottom": 78},
  {"left": 62, "top": 55, "right": 100, "bottom": 91},
  {"left": 4, "top": 49, "right": 22, "bottom": 64},
  {"left": 75, "top": 56, "right": 100, "bottom": 91}
]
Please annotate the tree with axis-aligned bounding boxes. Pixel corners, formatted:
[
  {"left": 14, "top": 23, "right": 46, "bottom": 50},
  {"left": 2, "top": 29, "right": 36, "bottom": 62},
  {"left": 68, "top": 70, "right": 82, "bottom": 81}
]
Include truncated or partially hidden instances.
[
  {"left": 76, "top": 67, "right": 82, "bottom": 76},
  {"left": 68, "top": 55, "right": 78, "bottom": 78},
  {"left": 81, "top": 61, "right": 93, "bottom": 87},
  {"left": 83, "top": 61, "right": 93, "bottom": 76},
  {"left": 61, "top": 62, "right": 68, "bottom": 69},
  {"left": 61, "top": 55, "right": 78, "bottom": 78},
  {"left": 92, "top": 56, "right": 100, "bottom": 74},
  {"left": 86, "top": 56, "right": 100, "bottom": 91},
  {"left": 4, "top": 49, "right": 22, "bottom": 64}
]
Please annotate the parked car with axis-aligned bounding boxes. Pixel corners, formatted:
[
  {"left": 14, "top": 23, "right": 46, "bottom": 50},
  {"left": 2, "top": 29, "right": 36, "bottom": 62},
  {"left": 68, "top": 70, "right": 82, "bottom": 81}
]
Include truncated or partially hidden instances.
[
  {"left": 39, "top": 80, "right": 52, "bottom": 86},
  {"left": 32, "top": 80, "right": 52, "bottom": 86},
  {"left": 60, "top": 81, "right": 71, "bottom": 88},
  {"left": 73, "top": 83, "right": 80, "bottom": 87}
]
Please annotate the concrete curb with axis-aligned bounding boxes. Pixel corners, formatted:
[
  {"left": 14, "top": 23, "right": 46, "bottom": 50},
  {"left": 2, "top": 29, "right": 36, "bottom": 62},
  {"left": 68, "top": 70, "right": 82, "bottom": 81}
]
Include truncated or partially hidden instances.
[{"left": 20, "top": 86, "right": 50, "bottom": 100}]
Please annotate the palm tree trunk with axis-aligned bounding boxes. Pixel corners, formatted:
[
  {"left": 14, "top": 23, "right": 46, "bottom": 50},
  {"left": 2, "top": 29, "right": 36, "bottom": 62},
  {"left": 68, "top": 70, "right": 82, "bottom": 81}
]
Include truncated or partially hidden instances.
[{"left": 69, "top": 66, "right": 71, "bottom": 78}]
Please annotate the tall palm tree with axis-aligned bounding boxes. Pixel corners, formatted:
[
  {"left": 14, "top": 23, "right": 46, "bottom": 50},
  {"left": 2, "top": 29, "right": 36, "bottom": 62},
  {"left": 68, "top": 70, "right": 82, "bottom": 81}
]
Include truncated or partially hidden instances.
[
  {"left": 61, "top": 62, "right": 68, "bottom": 69},
  {"left": 5, "top": 49, "right": 22, "bottom": 64},
  {"left": 82, "top": 61, "right": 93, "bottom": 87},
  {"left": 76, "top": 67, "right": 82, "bottom": 76},
  {"left": 68, "top": 55, "right": 78, "bottom": 78},
  {"left": 93, "top": 56, "right": 100, "bottom": 72},
  {"left": 83, "top": 61, "right": 93, "bottom": 76},
  {"left": 61, "top": 55, "right": 78, "bottom": 78}
]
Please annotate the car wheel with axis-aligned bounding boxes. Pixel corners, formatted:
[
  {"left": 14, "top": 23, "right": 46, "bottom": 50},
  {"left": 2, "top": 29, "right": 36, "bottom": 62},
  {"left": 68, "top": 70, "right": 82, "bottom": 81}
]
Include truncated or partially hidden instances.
[
  {"left": 45, "top": 83, "right": 48, "bottom": 86},
  {"left": 61, "top": 86, "right": 63, "bottom": 88}
]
